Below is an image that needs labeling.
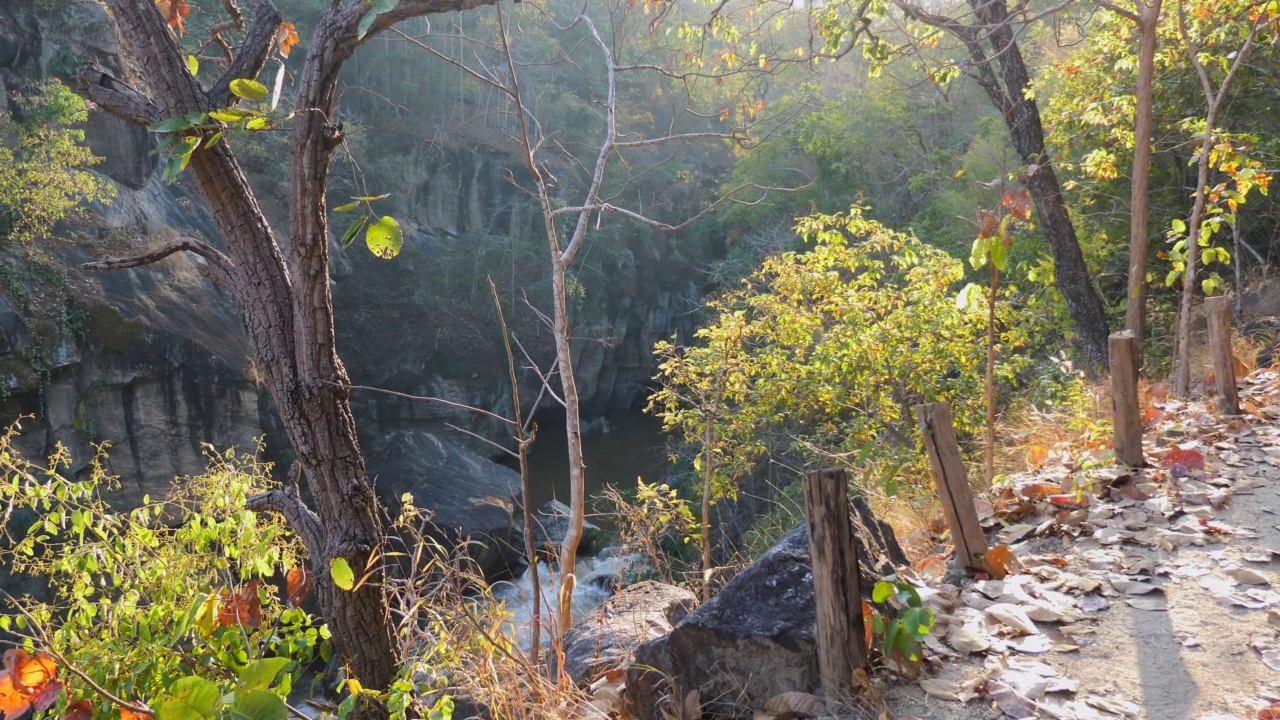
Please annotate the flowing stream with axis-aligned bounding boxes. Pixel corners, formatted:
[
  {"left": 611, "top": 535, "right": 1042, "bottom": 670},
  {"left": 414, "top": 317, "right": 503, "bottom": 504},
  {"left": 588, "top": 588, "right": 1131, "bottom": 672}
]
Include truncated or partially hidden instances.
[{"left": 492, "top": 407, "right": 672, "bottom": 639}]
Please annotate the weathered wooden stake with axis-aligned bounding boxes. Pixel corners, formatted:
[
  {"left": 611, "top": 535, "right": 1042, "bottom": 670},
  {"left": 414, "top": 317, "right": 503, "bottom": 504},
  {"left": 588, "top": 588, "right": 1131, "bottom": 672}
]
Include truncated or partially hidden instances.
[
  {"left": 1109, "top": 330, "right": 1144, "bottom": 467},
  {"left": 1205, "top": 296, "right": 1241, "bottom": 415},
  {"left": 802, "top": 469, "right": 868, "bottom": 695},
  {"left": 915, "top": 402, "right": 987, "bottom": 568}
]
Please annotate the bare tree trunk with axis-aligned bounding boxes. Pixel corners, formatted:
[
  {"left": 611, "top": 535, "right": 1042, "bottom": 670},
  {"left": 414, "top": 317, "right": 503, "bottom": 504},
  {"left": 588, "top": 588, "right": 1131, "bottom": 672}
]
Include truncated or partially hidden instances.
[
  {"left": 1123, "top": 0, "right": 1163, "bottom": 363},
  {"left": 551, "top": 258, "right": 587, "bottom": 638},
  {"left": 81, "top": 0, "right": 497, "bottom": 705},
  {"left": 701, "top": 421, "right": 714, "bottom": 602},
  {"left": 985, "top": 263, "right": 999, "bottom": 484}
]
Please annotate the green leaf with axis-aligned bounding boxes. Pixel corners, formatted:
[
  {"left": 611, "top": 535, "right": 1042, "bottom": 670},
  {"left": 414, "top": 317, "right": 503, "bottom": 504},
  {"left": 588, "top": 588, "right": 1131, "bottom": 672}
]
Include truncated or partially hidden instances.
[
  {"left": 330, "top": 557, "right": 355, "bottom": 590},
  {"left": 245, "top": 117, "right": 271, "bottom": 131},
  {"left": 187, "top": 55, "right": 200, "bottom": 76},
  {"left": 990, "top": 238, "right": 1009, "bottom": 272},
  {"left": 231, "top": 690, "right": 288, "bottom": 720},
  {"left": 339, "top": 216, "right": 368, "bottom": 249},
  {"left": 357, "top": 0, "right": 399, "bottom": 40},
  {"left": 872, "top": 580, "right": 894, "bottom": 604},
  {"left": 151, "top": 117, "right": 198, "bottom": 134},
  {"left": 155, "top": 676, "right": 221, "bottom": 720},
  {"left": 365, "top": 216, "right": 403, "bottom": 259},
  {"left": 174, "top": 136, "right": 201, "bottom": 172},
  {"left": 333, "top": 202, "right": 361, "bottom": 213},
  {"left": 1171, "top": 218, "right": 1186, "bottom": 234},
  {"left": 882, "top": 619, "right": 901, "bottom": 657},
  {"left": 969, "top": 236, "right": 989, "bottom": 269},
  {"left": 205, "top": 132, "right": 223, "bottom": 149},
  {"left": 239, "top": 657, "right": 292, "bottom": 691},
  {"left": 352, "top": 194, "right": 391, "bottom": 202},
  {"left": 229, "top": 78, "right": 270, "bottom": 102}
]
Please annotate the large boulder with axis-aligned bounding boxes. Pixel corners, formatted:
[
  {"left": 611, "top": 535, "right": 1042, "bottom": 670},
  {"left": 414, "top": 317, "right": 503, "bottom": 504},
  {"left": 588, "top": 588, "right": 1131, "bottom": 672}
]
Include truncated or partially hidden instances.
[
  {"left": 366, "top": 430, "right": 522, "bottom": 580},
  {"left": 560, "top": 581, "right": 696, "bottom": 686},
  {"left": 626, "top": 497, "right": 906, "bottom": 719}
]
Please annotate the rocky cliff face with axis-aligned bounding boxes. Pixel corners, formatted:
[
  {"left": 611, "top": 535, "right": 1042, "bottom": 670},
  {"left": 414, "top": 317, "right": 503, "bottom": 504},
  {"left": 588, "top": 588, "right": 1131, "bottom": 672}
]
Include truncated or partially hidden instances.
[{"left": 0, "top": 0, "right": 711, "bottom": 504}]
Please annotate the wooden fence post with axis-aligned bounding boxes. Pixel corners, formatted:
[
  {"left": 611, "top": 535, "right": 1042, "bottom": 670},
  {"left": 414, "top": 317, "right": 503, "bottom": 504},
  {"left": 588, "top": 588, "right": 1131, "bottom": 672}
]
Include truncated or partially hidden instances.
[
  {"left": 802, "top": 469, "right": 867, "bottom": 695},
  {"left": 1205, "top": 296, "right": 1241, "bottom": 416},
  {"left": 1109, "top": 330, "right": 1144, "bottom": 467},
  {"left": 915, "top": 403, "right": 987, "bottom": 569}
]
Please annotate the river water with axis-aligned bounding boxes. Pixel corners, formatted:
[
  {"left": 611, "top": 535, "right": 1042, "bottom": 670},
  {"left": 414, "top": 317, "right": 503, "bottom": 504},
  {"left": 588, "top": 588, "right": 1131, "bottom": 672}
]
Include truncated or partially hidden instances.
[
  {"left": 492, "top": 407, "right": 672, "bottom": 641},
  {"left": 515, "top": 407, "right": 673, "bottom": 528}
]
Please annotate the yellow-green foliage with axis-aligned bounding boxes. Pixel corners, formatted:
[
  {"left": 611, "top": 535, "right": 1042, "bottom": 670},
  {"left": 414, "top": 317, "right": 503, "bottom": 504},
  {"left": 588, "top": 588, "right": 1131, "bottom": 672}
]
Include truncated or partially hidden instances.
[
  {"left": 0, "top": 82, "right": 114, "bottom": 244},
  {"left": 651, "top": 207, "right": 990, "bottom": 497},
  {"left": 0, "top": 432, "right": 321, "bottom": 720}
]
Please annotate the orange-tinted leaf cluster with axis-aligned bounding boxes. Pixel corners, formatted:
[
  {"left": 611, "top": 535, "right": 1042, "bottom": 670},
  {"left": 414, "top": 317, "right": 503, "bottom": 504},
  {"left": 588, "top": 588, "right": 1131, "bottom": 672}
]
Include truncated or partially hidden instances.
[
  {"left": 1001, "top": 188, "right": 1032, "bottom": 220},
  {"left": 286, "top": 567, "right": 313, "bottom": 608},
  {"left": 277, "top": 22, "right": 299, "bottom": 58},
  {"left": 218, "top": 579, "right": 264, "bottom": 629},
  {"left": 155, "top": 0, "right": 190, "bottom": 35},
  {"left": 0, "top": 649, "right": 61, "bottom": 719},
  {"left": 1259, "top": 703, "right": 1280, "bottom": 719}
]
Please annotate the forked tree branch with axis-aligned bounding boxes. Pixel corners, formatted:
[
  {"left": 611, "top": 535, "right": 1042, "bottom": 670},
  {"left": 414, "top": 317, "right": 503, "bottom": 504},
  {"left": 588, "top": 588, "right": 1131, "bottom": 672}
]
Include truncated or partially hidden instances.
[
  {"left": 245, "top": 489, "right": 325, "bottom": 560},
  {"left": 81, "top": 237, "right": 237, "bottom": 287},
  {"left": 77, "top": 64, "right": 161, "bottom": 125},
  {"left": 209, "top": 0, "right": 283, "bottom": 107}
]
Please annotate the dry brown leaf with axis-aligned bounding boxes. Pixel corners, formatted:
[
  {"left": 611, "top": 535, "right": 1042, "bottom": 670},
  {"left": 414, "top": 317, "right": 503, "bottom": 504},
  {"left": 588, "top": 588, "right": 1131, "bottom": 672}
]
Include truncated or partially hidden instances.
[
  {"left": 983, "top": 545, "right": 1017, "bottom": 580},
  {"left": 764, "top": 692, "right": 827, "bottom": 716}
]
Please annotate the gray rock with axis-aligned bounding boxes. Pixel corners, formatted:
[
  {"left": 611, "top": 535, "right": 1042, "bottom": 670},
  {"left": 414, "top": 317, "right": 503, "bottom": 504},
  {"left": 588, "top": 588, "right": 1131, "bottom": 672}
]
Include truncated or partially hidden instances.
[
  {"left": 560, "top": 581, "right": 695, "bottom": 686},
  {"left": 366, "top": 430, "right": 522, "bottom": 580},
  {"left": 531, "top": 499, "right": 602, "bottom": 557},
  {"left": 626, "top": 497, "right": 906, "bottom": 719}
]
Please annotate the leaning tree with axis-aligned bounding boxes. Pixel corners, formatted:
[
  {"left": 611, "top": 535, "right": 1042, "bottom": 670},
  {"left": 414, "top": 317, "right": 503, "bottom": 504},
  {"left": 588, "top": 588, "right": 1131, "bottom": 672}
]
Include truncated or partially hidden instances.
[{"left": 78, "top": 0, "right": 496, "bottom": 703}]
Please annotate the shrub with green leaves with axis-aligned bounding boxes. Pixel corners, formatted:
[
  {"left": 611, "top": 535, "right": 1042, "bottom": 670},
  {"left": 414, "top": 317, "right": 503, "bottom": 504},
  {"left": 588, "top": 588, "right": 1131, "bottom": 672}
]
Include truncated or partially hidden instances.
[
  {"left": 0, "top": 82, "right": 114, "bottom": 244},
  {"left": 0, "top": 432, "right": 323, "bottom": 720},
  {"left": 651, "top": 207, "right": 990, "bottom": 498}
]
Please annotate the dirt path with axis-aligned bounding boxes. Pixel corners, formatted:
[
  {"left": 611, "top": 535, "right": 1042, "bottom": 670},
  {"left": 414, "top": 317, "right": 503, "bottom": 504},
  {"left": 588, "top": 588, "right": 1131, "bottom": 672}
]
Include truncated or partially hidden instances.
[{"left": 881, "top": 371, "right": 1280, "bottom": 720}]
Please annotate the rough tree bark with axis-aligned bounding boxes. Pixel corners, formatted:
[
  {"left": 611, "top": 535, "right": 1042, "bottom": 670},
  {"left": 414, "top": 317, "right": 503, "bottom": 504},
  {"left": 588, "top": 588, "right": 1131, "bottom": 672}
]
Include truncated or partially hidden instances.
[
  {"left": 897, "top": 0, "right": 1112, "bottom": 370},
  {"left": 79, "top": 0, "right": 495, "bottom": 705},
  {"left": 1119, "top": 0, "right": 1164, "bottom": 364}
]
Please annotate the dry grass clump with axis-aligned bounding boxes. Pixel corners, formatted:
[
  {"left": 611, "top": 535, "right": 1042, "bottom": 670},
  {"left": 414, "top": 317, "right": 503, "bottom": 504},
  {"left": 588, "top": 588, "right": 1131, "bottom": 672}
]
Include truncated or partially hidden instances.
[{"left": 384, "top": 508, "right": 593, "bottom": 720}]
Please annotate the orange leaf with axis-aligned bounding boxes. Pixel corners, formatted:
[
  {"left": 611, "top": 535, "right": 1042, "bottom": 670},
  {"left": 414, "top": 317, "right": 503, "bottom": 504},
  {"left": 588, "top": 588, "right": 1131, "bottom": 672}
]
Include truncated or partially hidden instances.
[
  {"left": 0, "top": 672, "right": 33, "bottom": 719},
  {"left": 286, "top": 567, "right": 313, "bottom": 608},
  {"left": 277, "top": 22, "right": 300, "bottom": 58},
  {"left": 218, "top": 579, "right": 264, "bottom": 629},
  {"left": 861, "top": 599, "right": 874, "bottom": 650},
  {"left": 155, "top": 0, "right": 190, "bottom": 35},
  {"left": 1001, "top": 188, "right": 1032, "bottom": 220},
  {"left": 1160, "top": 448, "right": 1206, "bottom": 471},
  {"left": 1234, "top": 353, "right": 1251, "bottom": 378},
  {"left": 1259, "top": 703, "right": 1280, "bottom": 719},
  {"left": 983, "top": 545, "right": 1016, "bottom": 579},
  {"left": 1027, "top": 445, "right": 1049, "bottom": 469},
  {"left": 1048, "top": 494, "right": 1088, "bottom": 510},
  {"left": 6, "top": 650, "right": 57, "bottom": 695},
  {"left": 1017, "top": 482, "right": 1062, "bottom": 500},
  {"left": 64, "top": 699, "right": 93, "bottom": 720},
  {"left": 1141, "top": 406, "right": 1163, "bottom": 427}
]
